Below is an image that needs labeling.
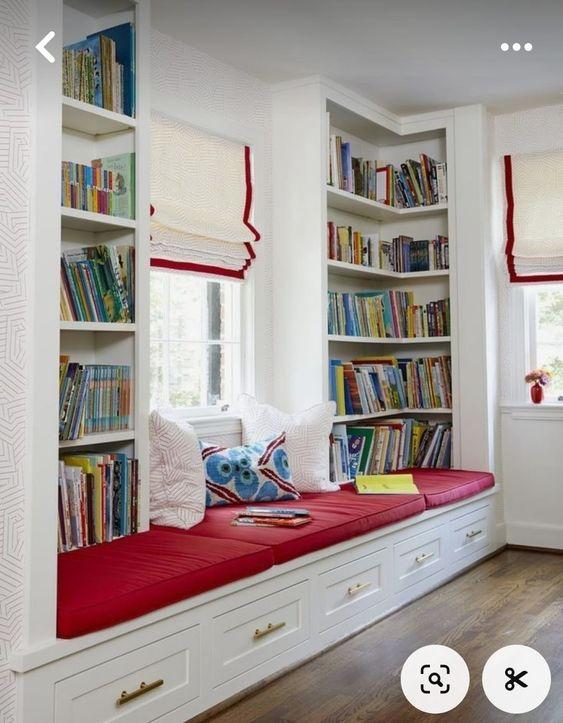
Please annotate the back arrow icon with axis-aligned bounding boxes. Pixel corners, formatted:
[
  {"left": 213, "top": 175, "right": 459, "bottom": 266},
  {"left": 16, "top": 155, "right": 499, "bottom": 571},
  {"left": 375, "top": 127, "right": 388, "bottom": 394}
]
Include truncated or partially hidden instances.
[{"left": 35, "top": 31, "right": 55, "bottom": 63}]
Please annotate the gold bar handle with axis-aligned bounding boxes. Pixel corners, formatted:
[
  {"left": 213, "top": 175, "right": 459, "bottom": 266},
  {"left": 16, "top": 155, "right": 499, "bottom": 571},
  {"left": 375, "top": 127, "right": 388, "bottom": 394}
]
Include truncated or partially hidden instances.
[
  {"left": 116, "top": 679, "right": 164, "bottom": 707},
  {"left": 415, "top": 551, "right": 434, "bottom": 564},
  {"left": 348, "top": 582, "right": 372, "bottom": 597},
  {"left": 253, "top": 621, "right": 286, "bottom": 640},
  {"left": 466, "top": 529, "right": 482, "bottom": 539}
]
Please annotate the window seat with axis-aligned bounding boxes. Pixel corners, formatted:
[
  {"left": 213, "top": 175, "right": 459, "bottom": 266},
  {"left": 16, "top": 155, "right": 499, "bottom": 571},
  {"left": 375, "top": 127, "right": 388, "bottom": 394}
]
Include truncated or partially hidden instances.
[{"left": 57, "top": 469, "right": 494, "bottom": 638}]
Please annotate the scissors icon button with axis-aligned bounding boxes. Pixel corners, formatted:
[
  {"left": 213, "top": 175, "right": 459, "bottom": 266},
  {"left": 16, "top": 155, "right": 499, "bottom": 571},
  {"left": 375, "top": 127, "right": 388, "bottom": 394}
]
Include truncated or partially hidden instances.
[{"left": 505, "top": 667, "right": 528, "bottom": 691}]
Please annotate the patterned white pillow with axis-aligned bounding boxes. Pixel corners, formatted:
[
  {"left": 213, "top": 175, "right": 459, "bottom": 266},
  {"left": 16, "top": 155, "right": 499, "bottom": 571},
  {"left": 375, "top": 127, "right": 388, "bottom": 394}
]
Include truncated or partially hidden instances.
[
  {"left": 237, "top": 395, "right": 339, "bottom": 493},
  {"left": 149, "top": 410, "right": 206, "bottom": 528}
]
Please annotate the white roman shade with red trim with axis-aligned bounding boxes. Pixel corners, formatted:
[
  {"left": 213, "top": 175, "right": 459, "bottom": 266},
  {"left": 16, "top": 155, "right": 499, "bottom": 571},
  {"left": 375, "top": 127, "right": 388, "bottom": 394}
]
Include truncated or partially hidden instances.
[
  {"left": 504, "top": 149, "right": 563, "bottom": 282},
  {"left": 150, "top": 112, "right": 260, "bottom": 279}
]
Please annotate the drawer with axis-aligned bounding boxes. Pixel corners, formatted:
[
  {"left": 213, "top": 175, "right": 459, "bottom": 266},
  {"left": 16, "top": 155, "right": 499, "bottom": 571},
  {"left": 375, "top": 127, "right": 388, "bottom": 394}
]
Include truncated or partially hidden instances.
[
  {"left": 318, "top": 545, "right": 390, "bottom": 632},
  {"left": 450, "top": 505, "right": 490, "bottom": 561},
  {"left": 55, "top": 626, "right": 200, "bottom": 723},
  {"left": 394, "top": 526, "right": 446, "bottom": 592},
  {"left": 212, "top": 580, "right": 310, "bottom": 686}
]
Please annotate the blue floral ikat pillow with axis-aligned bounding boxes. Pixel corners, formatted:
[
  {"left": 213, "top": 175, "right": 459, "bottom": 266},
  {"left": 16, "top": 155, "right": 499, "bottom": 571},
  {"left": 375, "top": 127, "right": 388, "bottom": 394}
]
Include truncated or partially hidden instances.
[{"left": 201, "top": 432, "right": 300, "bottom": 507}]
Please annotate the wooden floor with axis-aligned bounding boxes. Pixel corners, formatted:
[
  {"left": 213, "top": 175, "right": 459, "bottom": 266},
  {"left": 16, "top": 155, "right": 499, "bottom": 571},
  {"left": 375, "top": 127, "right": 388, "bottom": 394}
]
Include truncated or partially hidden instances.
[{"left": 206, "top": 550, "right": 562, "bottom": 723}]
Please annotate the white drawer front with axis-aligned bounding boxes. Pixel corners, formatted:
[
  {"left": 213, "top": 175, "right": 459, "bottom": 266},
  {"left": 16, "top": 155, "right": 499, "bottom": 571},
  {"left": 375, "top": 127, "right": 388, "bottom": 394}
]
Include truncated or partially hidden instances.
[
  {"left": 318, "top": 546, "right": 390, "bottom": 632},
  {"left": 394, "top": 527, "right": 446, "bottom": 591},
  {"left": 213, "top": 580, "right": 310, "bottom": 686},
  {"left": 450, "top": 505, "right": 490, "bottom": 561},
  {"left": 55, "top": 626, "right": 200, "bottom": 723}
]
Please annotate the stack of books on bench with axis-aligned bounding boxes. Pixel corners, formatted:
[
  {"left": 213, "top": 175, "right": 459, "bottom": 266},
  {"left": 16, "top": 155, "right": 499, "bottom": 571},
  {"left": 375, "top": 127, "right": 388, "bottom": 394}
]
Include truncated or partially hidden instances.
[{"left": 231, "top": 507, "right": 312, "bottom": 528}]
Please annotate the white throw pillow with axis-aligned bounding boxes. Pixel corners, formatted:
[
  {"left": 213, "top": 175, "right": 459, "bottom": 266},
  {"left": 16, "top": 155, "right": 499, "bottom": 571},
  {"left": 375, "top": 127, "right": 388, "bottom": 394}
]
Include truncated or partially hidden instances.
[
  {"left": 237, "top": 395, "right": 339, "bottom": 493},
  {"left": 149, "top": 410, "right": 206, "bottom": 528}
]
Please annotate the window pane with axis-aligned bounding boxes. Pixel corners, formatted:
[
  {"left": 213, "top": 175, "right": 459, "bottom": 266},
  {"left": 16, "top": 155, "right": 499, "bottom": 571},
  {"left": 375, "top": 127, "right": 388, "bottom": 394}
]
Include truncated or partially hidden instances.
[
  {"left": 150, "top": 341, "right": 166, "bottom": 409},
  {"left": 169, "top": 273, "right": 203, "bottom": 341},
  {"left": 536, "top": 286, "right": 563, "bottom": 400},
  {"left": 150, "top": 271, "right": 166, "bottom": 340}
]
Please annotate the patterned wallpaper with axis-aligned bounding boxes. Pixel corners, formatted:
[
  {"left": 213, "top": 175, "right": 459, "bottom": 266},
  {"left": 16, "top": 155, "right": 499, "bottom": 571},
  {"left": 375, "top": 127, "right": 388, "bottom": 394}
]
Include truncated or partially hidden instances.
[
  {"left": 152, "top": 30, "right": 274, "bottom": 401},
  {"left": 493, "top": 104, "right": 563, "bottom": 401},
  {"left": 0, "top": 0, "right": 31, "bottom": 718}
]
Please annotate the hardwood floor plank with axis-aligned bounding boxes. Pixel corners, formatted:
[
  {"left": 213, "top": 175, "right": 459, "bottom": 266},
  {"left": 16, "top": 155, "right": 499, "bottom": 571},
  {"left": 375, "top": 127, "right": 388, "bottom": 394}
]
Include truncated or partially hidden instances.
[{"left": 205, "top": 551, "right": 562, "bottom": 723}]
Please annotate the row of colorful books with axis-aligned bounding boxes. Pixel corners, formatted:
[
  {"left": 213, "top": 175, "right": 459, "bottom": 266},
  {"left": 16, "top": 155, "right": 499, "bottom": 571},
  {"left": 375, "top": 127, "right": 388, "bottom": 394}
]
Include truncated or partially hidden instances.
[
  {"left": 330, "top": 355, "right": 452, "bottom": 416},
  {"left": 330, "top": 420, "right": 452, "bottom": 482},
  {"left": 327, "top": 223, "right": 449, "bottom": 273},
  {"left": 58, "top": 453, "right": 139, "bottom": 552},
  {"left": 59, "top": 357, "right": 132, "bottom": 440},
  {"left": 328, "top": 290, "right": 450, "bottom": 338},
  {"left": 60, "top": 244, "right": 135, "bottom": 323},
  {"left": 61, "top": 153, "right": 135, "bottom": 219},
  {"left": 328, "top": 134, "right": 447, "bottom": 207},
  {"left": 63, "top": 22, "right": 135, "bottom": 117}
]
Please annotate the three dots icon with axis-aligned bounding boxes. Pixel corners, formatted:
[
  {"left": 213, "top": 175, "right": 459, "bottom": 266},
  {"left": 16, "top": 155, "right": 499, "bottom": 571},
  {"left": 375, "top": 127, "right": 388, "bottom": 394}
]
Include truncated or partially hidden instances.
[{"left": 501, "top": 42, "right": 533, "bottom": 52}]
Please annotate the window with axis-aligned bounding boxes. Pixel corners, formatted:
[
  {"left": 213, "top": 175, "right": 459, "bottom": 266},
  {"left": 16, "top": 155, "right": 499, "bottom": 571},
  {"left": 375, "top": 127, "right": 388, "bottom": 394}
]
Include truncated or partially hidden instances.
[
  {"left": 150, "top": 270, "right": 241, "bottom": 411},
  {"left": 528, "top": 285, "right": 563, "bottom": 401}
]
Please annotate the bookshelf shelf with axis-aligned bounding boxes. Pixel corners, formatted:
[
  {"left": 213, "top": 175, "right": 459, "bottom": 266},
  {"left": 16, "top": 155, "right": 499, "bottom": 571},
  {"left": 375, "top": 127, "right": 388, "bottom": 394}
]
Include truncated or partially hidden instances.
[
  {"left": 62, "top": 96, "right": 137, "bottom": 136},
  {"left": 59, "top": 430, "right": 135, "bottom": 449},
  {"left": 60, "top": 321, "right": 136, "bottom": 332},
  {"left": 334, "top": 408, "right": 452, "bottom": 424},
  {"left": 61, "top": 207, "right": 137, "bottom": 232},
  {"left": 326, "top": 186, "right": 448, "bottom": 221},
  {"left": 328, "top": 335, "right": 451, "bottom": 344},
  {"left": 327, "top": 259, "right": 449, "bottom": 281}
]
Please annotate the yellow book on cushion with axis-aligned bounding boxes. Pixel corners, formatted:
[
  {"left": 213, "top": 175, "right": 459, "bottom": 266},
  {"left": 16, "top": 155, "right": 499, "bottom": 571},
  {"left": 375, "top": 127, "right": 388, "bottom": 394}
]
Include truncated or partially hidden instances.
[{"left": 354, "top": 473, "right": 418, "bottom": 494}]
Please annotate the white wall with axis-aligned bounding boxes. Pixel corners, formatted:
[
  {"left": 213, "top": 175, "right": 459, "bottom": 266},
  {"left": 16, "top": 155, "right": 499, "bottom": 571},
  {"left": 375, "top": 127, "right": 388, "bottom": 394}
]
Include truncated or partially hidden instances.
[
  {"left": 0, "top": 1, "right": 32, "bottom": 718},
  {"left": 151, "top": 30, "right": 274, "bottom": 403},
  {"left": 494, "top": 104, "right": 563, "bottom": 549}
]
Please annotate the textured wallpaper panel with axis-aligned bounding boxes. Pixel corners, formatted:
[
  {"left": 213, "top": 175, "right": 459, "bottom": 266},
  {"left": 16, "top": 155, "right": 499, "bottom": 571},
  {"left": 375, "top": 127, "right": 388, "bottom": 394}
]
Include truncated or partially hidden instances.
[
  {"left": 493, "top": 104, "right": 563, "bottom": 401},
  {"left": 152, "top": 30, "right": 274, "bottom": 400},
  {"left": 0, "top": 0, "right": 31, "bottom": 719}
]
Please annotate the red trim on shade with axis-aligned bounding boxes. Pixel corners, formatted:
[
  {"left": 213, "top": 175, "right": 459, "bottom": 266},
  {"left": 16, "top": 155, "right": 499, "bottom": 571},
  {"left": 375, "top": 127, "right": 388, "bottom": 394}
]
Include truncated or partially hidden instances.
[
  {"left": 504, "top": 153, "right": 563, "bottom": 283},
  {"left": 150, "top": 145, "right": 259, "bottom": 280}
]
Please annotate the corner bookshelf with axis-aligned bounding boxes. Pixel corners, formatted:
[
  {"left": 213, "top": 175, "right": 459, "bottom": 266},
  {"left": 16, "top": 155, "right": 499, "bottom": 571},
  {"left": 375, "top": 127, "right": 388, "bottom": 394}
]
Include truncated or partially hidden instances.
[
  {"left": 58, "top": 0, "right": 150, "bottom": 537},
  {"left": 272, "top": 78, "right": 460, "bottom": 470}
]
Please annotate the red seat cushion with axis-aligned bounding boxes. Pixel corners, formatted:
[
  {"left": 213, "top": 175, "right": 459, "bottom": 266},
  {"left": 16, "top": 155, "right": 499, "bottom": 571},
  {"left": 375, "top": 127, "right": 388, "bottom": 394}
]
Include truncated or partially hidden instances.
[
  {"left": 57, "top": 530, "right": 274, "bottom": 638},
  {"left": 168, "top": 485, "right": 425, "bottom": 564},
  {"left": 406, "top": 468, "right": 495, "bottom": 508}
]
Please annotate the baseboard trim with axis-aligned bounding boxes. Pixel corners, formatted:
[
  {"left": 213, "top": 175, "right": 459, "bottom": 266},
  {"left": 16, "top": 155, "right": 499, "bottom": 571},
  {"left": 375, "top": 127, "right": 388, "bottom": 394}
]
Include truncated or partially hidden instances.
[
  {"left": 506, "top": 521, "right": 563, "bottom": 550},
  {"left": 506, "top": 544, "right": 563, "bottom": 555}
]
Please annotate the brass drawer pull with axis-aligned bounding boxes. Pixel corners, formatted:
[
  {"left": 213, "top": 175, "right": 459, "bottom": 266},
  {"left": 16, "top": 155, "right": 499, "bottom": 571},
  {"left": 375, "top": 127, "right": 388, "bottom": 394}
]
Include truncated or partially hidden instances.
[
  {"left": 415, "top": 551, "right": 435, "bottom": 564},
  {"left": 466, "top": 529, "right": 482, "bottom": 539},
  {"left": 253, "top": 621, "right": 286, "bottom": 640},
  {"left": 348, "top": 582, "right": 372, "bottom": 596},
  {"left": 116, "top": 679, "right": 164, "bottom": 706}
]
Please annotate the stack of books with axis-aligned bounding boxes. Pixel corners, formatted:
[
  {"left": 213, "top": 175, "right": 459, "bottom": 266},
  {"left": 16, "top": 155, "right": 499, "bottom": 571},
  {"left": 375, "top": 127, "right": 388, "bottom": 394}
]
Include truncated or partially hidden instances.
[
  {"left": 327, "top": 223, "right": 449, "bottom": 273},
  {"left": 61, "top": 152, "right": 135, "bottom": 219},
  {"left": 231, "top": 507, "right": 312, "bottom": 528},
  {"left": 58, "top": 453, "right": 139, "bottom": 552},
  {"left": 62, "top": 22, "right": 135, "bottom": 117},
  {"left": 330, "top": 419, "right": 452, "bottom": 482},
  {"left": 60, "top": 244, "right": 135, "bottom": 323},
  {"left": 330, "top": 355, "right": 452, "bottom": 416},
  {"left": 328, "top": 133, "right": 447, "bottom": 207},
  {"left": 59, "top": 356, "right": 132, "bottom": 440},
  {"left": 327, "top": 290, "right": 450, "bottom": 338}
]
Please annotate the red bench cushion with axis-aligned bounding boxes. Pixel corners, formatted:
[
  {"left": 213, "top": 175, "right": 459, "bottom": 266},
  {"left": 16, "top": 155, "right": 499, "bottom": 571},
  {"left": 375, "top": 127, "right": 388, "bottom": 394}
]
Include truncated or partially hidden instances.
[
  {"left": 174, "top": 485, "right": 425, "bottom": 564},
  {"left": 407, "top": 469, "right": 495, "bottom": 508},
  {"left": 57, "top": 530, "right": 274, "bottom": 638}
]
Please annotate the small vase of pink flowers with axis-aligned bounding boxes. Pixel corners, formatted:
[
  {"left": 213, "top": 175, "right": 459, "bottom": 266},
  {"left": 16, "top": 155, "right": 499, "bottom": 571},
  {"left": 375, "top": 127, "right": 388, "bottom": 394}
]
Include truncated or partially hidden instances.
[{"left": 525, "top": 368, "right": 551, "bottom": 404}]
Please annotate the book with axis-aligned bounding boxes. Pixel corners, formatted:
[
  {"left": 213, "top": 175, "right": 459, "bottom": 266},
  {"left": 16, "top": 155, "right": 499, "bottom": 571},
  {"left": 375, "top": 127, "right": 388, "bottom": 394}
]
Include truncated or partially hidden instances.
[
  {"left": 87, "top": 23, "right": 135, "bottom": 117},
  {"left": 354, "top": 473, "right": 418, "bottom": 495},
  {"left": 231, "top": 516, "right": 312, "bottom": 528},
  {"left": 92, "top": 153, "right": 135, "bottom": 219},
  {"left": 243, "top": 507, "right": 310, "bottom": 517}
]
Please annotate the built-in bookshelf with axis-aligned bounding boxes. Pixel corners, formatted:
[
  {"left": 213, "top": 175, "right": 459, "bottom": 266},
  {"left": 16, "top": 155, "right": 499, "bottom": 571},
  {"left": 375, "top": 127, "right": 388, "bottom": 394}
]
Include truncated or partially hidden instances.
[
  {"left": 272, "top": 79, "right": 460, "bottom": 480},
  {"left": 56, "top": 0, "right": 150, "bottom": 552}
]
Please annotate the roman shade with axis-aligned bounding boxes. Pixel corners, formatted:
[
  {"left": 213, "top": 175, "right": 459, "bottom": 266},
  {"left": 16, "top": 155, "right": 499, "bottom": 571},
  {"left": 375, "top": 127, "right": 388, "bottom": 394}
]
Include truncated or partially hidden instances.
[
  {"left": 150, "top": 112, "right": 260, "bottom": 279},
  {"left": 504, "top": 150, "right": 563, "bottom": 282}
]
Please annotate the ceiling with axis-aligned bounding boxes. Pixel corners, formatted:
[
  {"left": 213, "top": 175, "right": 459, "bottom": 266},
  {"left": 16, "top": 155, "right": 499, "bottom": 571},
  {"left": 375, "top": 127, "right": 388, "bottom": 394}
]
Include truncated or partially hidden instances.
[{"left": 151, "top": 0, "right": 563, "bottom": 115}]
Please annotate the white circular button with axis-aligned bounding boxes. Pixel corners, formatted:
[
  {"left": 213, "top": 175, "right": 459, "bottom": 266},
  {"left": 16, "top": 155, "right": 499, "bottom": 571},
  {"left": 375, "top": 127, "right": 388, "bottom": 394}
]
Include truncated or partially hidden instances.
[
  {"left": 482, "top": 645, "right": 551, "bottom": 714},
  {"left": 401, "top": 644, "right": 470, "bottom": 714}
]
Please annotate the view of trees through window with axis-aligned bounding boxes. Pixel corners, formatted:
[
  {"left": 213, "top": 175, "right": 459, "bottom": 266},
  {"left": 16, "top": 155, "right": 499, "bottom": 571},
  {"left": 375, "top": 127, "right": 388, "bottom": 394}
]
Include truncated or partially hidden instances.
[
  {"left": 536, "top": 286, "right": 563, "bottom": 400},
  {"left": 150, "top": 270, "right": 241, "bottom": 409}
]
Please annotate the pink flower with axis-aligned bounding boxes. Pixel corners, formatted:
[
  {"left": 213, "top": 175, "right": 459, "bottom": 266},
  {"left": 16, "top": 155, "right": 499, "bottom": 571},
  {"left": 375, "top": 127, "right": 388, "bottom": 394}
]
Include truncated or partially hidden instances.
[{"left": 525, "top": 368, "right": 552, "bottom": 386}]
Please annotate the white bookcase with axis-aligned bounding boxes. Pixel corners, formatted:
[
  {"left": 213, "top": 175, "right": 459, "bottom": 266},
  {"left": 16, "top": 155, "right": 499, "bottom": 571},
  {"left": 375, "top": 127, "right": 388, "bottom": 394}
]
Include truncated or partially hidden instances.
[
  {"left": 26, "top": 0, "right": 150, "bottom": 645},
  {"left": 272, "top": 78, "right": 460, "bottom": 467}
]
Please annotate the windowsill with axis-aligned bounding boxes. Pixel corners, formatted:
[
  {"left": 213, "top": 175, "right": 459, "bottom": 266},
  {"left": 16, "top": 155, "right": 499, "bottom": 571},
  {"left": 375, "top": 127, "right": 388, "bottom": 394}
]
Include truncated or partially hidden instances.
[{"left": 501, "top": 402, "right": 563, "bottom": 420}]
